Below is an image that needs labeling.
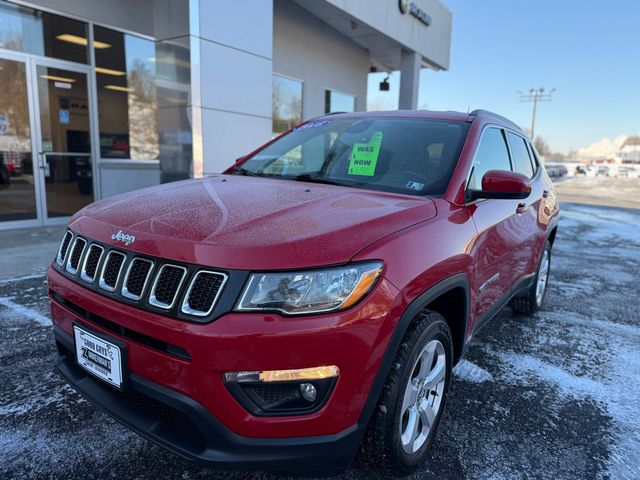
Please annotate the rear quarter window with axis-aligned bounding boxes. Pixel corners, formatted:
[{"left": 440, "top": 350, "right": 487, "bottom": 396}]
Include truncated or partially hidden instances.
[{"left": 506, "top": 131, "right": 535, "bottom": 178}]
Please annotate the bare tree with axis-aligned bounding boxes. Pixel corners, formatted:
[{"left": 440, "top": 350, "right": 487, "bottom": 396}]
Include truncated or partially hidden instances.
[{"left": 534, "top": 136, "right": 552, "bottom": 157}]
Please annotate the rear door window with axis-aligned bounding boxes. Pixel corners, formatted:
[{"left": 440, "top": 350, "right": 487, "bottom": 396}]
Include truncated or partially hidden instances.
[
  {"left": 468, "top": 128, "right": 511, "bottom": 190},
  {"left": 506, "top": 131, "right": 535, "bottom": 178}
]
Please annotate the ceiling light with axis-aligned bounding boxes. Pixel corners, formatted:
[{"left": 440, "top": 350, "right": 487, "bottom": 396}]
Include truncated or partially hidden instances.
[
  {"left": 56, "top": 34, "right": 111, "bottom": 49},
  {"left": 40, "top": 74, "right": 76, "bottom": 83},
  {"left": 104, "top": 85, "right": 132, "bottom": 93},
  {"left": 95, "top": 67, "right": 126, "bottom": 76}
]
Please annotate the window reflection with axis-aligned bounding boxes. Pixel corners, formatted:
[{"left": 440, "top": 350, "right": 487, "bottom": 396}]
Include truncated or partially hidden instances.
[
  {"left": 0, "top": 58, "right": 36, "bottom": 222},
  {"left": 0, "top": 2, "right": 88, "bottom": 63},
  {"left": 325, "top": 89, "right": 355, "bottom": 114},
  {"left": 94, "top": 26, "right": 159, "bottom": 160},
  {"left": 272, "top": 74, "right": 303, "bottom": 136}
]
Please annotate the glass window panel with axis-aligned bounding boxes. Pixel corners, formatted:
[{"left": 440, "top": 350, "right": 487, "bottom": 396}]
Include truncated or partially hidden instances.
[
  {"left": 36, "top": 66, "right": 93, "bottom": 217},
  {"left": 94, "top": 26, "right": 159, "bottom": 160},
  {"left": 0, "top": 2, "right": 88, "bottom": 63},
  {"left": 506, "top": 131, "right": 535, "bottom": 178},
  {"left": 325, "top": 90, "right": 355, "bottom": 114},
  {"left": 272, "top": 75, "right": 302, "bottom": 136},
  {"left": 468, "top": 128, "right": 512, "bottom": 190},
  {"left": 241, "top": 118, "right": 469, "bottom": 196},
  {"left": 0, "top": 58, "right": 36, "bottom": 222}
]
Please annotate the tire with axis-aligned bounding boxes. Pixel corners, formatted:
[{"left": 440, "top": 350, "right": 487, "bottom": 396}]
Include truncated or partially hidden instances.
[
  {"left": 362, "top": 310, "right": 453, "bottom": 477},
  {"left": 510, "top": 240, "right": 552, "bottom": 314}
]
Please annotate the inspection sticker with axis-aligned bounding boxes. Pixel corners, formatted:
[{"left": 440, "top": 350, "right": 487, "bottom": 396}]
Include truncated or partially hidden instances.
[{"left": 348, "top": 131, "right": 383, "bottom": 176}]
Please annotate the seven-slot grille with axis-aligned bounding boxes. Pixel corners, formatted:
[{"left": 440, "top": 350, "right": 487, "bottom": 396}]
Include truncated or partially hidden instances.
[{"left": 54, "top": 230, "right": 227, "bottom": 320}]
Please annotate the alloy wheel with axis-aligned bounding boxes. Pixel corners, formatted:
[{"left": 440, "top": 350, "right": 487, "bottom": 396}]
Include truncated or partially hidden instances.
[
  {"left": 536, "top": 249, "right": 550, "bottom": 307},
  {"left": 399, "top": 339, "right": 446, "bottom": 454}
]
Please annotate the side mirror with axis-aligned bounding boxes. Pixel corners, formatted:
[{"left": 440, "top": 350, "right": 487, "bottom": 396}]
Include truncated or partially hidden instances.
[{"left": 467, "top": 169, "right": 532, "bottom": 201}]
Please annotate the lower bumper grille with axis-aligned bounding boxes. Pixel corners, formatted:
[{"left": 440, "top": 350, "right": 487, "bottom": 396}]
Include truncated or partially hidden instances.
[{"left": 112, "top": 387, "right": 206, "bottom": 451}]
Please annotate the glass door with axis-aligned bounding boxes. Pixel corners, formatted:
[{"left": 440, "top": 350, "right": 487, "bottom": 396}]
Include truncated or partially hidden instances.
[
  {"left": 33, "top": 62, "right": 94, "bottom": 221},
  {"left": 0, "top": 56, "right": 38, "bottom": 224}
]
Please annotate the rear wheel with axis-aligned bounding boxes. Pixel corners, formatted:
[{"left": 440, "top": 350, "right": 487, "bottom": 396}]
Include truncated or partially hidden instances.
[
  {"left": 362, "top": 311, "right": 452, "bottom": 477},
  {"left": 510, "top": 240, "right": 552, "bottom": 314}
]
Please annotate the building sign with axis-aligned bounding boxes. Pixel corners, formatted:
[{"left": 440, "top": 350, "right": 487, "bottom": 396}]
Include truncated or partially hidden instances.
[
  {"left": 399, "top": 0, "right": 432, "bottom": 26},
  {"left": 59, "top": 109, "right": 70, "bottom": 124}
]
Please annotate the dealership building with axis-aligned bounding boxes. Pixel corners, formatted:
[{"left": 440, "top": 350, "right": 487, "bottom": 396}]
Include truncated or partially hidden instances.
[{"left": 0, "top": 0, "right": 452, "bottom": 229}]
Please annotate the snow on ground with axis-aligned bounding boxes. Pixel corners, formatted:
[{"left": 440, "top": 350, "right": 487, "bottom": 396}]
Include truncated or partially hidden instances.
[
  {"left": 452, "top": 360, "right": 494, "bottom": 383},
  {"left": 1, "top": 202, "right": 639, "bottom": 479}
]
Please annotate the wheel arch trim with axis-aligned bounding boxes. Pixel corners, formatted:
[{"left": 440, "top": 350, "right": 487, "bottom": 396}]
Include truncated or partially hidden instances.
[{"left": 356, "top": 273, "right": 470, "bottom": 428}]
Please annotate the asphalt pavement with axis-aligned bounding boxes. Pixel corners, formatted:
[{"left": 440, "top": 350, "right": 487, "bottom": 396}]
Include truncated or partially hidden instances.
[{"left": 1, "top": 202, "right": 639, "bottom": 480}]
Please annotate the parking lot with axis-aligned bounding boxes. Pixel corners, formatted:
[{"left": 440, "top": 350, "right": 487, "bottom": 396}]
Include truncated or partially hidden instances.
[{"left": 1, "top": 201, "right": 639, "bottom": 480}]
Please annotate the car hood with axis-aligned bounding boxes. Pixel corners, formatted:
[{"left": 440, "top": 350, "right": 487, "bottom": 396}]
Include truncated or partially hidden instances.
[{"left": 70, "top": 175, "right": 437, "bottom": 270}]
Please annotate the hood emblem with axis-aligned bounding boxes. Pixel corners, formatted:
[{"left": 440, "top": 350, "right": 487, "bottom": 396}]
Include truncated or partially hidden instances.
[{"left": 111, "top": 230, "right": 136, "bottom": 246}]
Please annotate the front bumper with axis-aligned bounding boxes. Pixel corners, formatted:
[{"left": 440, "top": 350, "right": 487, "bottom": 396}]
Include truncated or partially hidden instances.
[
  {"left": 54, "top": 326, "right": 360, "bottom": 475},
  {"left": 48, "top": 266, "right": 404, "bottom": 473}
]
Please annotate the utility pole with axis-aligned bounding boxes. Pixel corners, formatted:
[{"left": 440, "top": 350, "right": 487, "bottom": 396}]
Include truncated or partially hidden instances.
[{"left": 518, "top": 87, "right": 555, "bottom": 139}]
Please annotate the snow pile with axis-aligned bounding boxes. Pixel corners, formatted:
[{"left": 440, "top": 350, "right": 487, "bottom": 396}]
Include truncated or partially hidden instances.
[{"left": 453, "top": 359, "right": 494, "bottom": 383}]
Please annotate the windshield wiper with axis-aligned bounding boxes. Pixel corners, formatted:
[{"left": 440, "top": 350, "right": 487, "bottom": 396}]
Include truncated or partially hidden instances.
[
  {"left": 230, "top": 166, "right": 259, "bottom": 176},
  {"left": 292, "top": 174, "right": 353, "bottom": 187}
]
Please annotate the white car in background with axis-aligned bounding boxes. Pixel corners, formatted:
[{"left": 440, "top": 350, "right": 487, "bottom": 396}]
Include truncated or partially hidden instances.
[{"left": 616, "top": 165, "right": 639, "bottom": 179}]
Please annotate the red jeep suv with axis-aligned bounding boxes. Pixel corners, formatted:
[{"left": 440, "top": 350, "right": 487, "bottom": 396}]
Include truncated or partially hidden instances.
[{"left": 48, "top": 110, "right": 559, "bottom": 477}]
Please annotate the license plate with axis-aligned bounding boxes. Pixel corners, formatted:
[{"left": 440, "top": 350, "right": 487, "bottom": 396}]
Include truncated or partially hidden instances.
[{"left": 73, "top": 325, "right": 123, "bottom": 389}]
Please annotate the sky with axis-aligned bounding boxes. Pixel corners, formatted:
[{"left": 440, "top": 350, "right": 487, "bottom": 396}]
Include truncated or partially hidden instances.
[{"left": 367, "top": 0, "right": 640, "bottom": 154}]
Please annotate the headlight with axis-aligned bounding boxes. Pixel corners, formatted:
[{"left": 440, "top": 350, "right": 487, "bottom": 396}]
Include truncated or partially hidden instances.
[{"left": 236, "top": 261, "right": 383, "bottom": 315}]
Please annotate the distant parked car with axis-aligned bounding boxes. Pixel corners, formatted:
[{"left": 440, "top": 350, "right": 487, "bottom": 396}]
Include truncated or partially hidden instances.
[
  {"left": 575, "top": 165, "right": 588, "bottom": 176},
  {"left": 546, "top": 164, "right": 568, "bottom": 178},
  {"left": 595, "top": 166, "right": 610, "bottom": 177},
  {"left": 614, "top": 165, "right": 639, "bottom": 179}
]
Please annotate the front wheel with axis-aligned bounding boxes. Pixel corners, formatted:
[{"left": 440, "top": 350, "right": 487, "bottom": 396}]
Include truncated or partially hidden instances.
[
  {"left": 510, "top": 240, "right": 552, "bottom": 314},
  {"left": 362, "top": 311, "right": 453, "bottom": 477}
]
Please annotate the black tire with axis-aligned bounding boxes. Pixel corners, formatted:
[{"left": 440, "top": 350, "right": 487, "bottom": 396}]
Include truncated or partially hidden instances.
[
  {"left": 362, "top": 310, "right": 453, "bottom": 477},
  {"left": 510, "top": 240, "right": 552, "bottom": 314}
]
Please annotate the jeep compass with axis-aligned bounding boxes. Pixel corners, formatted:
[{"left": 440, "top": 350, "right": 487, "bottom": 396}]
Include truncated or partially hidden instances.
[{"left": 48, "top": 110, "right": 559, "bottom": 477}]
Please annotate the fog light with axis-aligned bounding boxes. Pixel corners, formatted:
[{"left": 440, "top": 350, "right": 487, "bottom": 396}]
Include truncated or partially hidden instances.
[
  {"left": 224, "top": 365, "right": 339, "bottom": 383},
  {"left": 223, "top": 366, "right": 339, "bottom": 416},
  {"left": 300, "top": 383, "right": 317, "bottom": 402}
]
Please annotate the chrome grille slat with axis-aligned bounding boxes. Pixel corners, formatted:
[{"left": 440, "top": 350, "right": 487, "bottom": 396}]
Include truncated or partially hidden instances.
[
  {"left": 122, "top": 258, "right": 154, "bottom": 301},
  {"left": 181, "top": 271, "right": 228, "bottom": 317},
  {"left": 149, "top": 265, "right": 187, "bottom": 310},
  {"left": 65, "top": 237, "right": 87, "bottom": 275},
  {"left": 56, "top": 230, "right": 74, "bottom": 266},
  {"left": 80, "top": 244, "right": 104, "bottom": 283},
  {"left": 98, "top": 251, "right": 126, "bottom": 292}
]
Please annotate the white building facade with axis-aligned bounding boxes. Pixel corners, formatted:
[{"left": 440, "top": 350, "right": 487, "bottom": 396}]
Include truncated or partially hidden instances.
[{"left": 0, "top": 0, "right": 452, "bottom": 229}]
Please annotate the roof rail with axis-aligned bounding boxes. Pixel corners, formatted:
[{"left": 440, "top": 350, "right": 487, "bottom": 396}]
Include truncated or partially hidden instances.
[{"left": 469, "top": 109, "right": 522, "bottom": 132}]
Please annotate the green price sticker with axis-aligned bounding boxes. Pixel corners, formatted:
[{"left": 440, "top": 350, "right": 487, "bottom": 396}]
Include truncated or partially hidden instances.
[{"left": 348, "top": 131, "right": 383, "bottom": 176}]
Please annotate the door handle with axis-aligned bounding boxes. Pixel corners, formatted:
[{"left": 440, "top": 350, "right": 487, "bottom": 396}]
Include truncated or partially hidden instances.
[
  {"left": 37, "top": 152, "right": 46, "bottom": 169},
  {"left": 542, "top": 190, "right": 550, "bottom": 198},
  {"left": 516, "top": 202, "right": 527, "bottom": 214}
]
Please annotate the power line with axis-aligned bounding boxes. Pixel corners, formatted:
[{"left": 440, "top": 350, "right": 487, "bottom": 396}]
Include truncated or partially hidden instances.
[{"left": 517, "top": 87, "right": 555, "bottom": 139}]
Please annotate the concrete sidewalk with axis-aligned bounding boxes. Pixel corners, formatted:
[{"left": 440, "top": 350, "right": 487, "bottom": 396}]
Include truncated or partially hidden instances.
[{"left": 0, "top": 226, "right": 65, "bottom": 281}]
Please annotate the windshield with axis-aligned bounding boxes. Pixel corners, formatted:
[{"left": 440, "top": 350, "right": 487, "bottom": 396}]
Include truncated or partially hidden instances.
[{"left": 233, "top": 118, "right": 470, "bottom": 196}]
